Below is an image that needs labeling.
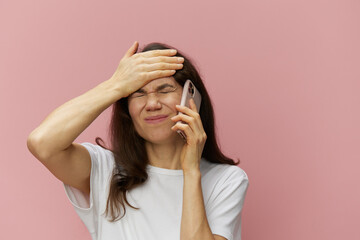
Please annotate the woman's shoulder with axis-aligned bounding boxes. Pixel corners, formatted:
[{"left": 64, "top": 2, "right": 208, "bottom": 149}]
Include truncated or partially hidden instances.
[
  {"left": 200, "top": 158, "right": 249, "bottom": 181},
  {"left": 80, "top": 142, "right": 114, "bottom": 156},
  {"left": 80, "top": 142, "right": 115, "bottom": 169}
]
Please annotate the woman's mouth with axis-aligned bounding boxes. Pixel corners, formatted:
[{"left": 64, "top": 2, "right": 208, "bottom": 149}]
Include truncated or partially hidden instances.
[{"left": 144, "top": 115, "right": 168, "bottom": 124}]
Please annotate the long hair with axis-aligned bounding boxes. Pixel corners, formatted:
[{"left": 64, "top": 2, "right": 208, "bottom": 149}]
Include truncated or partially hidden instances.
[{"left": 95, "top": 42, "right": 240, "bottom": 222}]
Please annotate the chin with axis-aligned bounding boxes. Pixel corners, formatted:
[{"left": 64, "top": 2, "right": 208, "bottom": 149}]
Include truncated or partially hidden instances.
[{"left": 143, "top": 130, "right": 180, "bottom": 144}]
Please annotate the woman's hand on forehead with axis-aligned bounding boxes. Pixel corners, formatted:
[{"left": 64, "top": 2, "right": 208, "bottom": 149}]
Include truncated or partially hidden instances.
[{"left": 107, "top": 41, "right": 184, "bottom": 98}]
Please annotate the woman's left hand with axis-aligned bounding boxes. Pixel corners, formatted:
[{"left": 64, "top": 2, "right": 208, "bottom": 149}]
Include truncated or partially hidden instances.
[{"left": 170, "top": 98, "right": 207, "bottom": 174}]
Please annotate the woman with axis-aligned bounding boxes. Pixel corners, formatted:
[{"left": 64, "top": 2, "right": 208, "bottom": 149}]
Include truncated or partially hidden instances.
[{"left": 27, "top": 41, "right": 249, "bottom": 240}]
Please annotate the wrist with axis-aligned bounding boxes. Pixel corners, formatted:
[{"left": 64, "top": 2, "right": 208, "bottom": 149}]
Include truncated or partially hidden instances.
[
  {"left": 101, "top": 78, "right": 126, "bottom": 99},
  {"left": 183, "top": 168, "right": 201, "bottom": 178}
]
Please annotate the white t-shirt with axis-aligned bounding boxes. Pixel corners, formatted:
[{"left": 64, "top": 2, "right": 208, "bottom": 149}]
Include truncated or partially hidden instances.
[{"left": 63, "top": 142, "right": 249, "bottom": 240}]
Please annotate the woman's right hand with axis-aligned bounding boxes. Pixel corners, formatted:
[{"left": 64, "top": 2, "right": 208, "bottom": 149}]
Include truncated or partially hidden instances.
[{"left": 107, "top": 41, "right": 184, "bottom": 98}]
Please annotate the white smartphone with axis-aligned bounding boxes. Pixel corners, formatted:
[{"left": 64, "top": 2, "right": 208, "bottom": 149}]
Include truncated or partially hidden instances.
[{"left": 176, "top": 80, "right": 202, "bottom": 141}]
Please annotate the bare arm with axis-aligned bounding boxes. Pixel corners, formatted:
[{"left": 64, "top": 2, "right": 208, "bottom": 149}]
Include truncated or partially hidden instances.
[
  {"left": 26, "top": 79, "right": 122, "bottom": 195},
  {"left": 27, "top": 80, "right": 120, "bottom": 160}
]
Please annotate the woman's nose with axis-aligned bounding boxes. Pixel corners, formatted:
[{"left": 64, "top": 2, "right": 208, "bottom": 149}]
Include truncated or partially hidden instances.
[{"left": 145, "top": 93, "right": 162, "bottom": 111}]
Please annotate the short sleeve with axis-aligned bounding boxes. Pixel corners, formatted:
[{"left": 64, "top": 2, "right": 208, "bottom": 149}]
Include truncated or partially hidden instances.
[
  {"left": 206, "top": 166, "right": 249, "bottom": 240},
  {"left": 62, "top": 142, "right": 114, "bottom": 235}
]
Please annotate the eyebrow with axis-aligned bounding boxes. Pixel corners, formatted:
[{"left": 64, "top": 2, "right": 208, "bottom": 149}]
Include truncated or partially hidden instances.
[{"left": 136, "top": 83, "right": 175, "bottom": 93}]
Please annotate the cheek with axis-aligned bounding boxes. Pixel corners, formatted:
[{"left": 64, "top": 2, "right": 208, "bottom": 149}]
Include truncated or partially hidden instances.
[
  {"left": 165, "top": 97, "right": 181, "bottom": 113},
  {"left": 128, "top": 102, "right": 140, "bottom": 120},
  {"left": 128, "top": 103, "right": 143, "bottom": 135},
  {"left": 170, "top": 92, "right": 182, "bottom": 106}
]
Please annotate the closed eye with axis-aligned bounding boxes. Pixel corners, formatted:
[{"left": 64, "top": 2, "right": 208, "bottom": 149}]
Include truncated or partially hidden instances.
[
  {"left": 130, "top": 83, "right": 177, "bottom": 98},
  {"left": 159, "top": 86, "right": 176, "bottom": 93},
  {"left": 131, "top": 90, "right": 145, "bottom": 98}
]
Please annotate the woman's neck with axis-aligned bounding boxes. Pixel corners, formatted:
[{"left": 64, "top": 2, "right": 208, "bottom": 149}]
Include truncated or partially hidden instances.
[{"left": 145, "top": 138, "right": 185, "bottom": 170}]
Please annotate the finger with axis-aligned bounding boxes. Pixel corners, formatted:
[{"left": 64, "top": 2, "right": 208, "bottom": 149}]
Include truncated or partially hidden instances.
[
  {"left": 171, "top": 114, "right": 200, "bottom": 134},
  {"left": 175, "top": 103, "right": 204, "bottom": 133},
  {"left": 124, "top": 41, "right": 139, "bottom": 58},
  {"left": 145, "top": 62, "right": 183, "bottom": 72},
  {"left": 143, "top": 70, "right": 177, "bottom": 81},
  {"left": 175, "top": 104, "right": 200, "bottom": 116},
  {"left": 171, "top": 121, "right": 194, "bottom": 139},
  {"left": 141, "top": 56, "right": 184, "bottom": 64},
  {"left": 140, "top": 49, "right": 177, "bottom": 58}
]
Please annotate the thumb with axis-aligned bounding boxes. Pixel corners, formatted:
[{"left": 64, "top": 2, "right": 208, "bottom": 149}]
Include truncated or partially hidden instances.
[{"left": 124, "top": 41, "right": 139, "bottom": 58}]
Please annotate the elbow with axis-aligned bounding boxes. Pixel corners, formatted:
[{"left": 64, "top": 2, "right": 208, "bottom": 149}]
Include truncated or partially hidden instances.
[{"left": 27, "top": 132, "right": 51, "bottom": 161}]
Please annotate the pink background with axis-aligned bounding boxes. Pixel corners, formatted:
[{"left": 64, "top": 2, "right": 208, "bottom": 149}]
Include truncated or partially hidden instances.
[{"left": 1, "top": 0, "right": 359, "bottom": 239}]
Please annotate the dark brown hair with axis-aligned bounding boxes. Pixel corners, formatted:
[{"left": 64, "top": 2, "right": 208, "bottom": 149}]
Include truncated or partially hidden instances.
[{"left": 96, "top": 42, "right": 240, "bottom": 222}]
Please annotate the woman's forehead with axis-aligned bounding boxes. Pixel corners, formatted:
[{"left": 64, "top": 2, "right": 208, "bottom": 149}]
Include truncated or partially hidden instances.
[{"left": 141, "top": 77, "right": 179, "bottom": 90}]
